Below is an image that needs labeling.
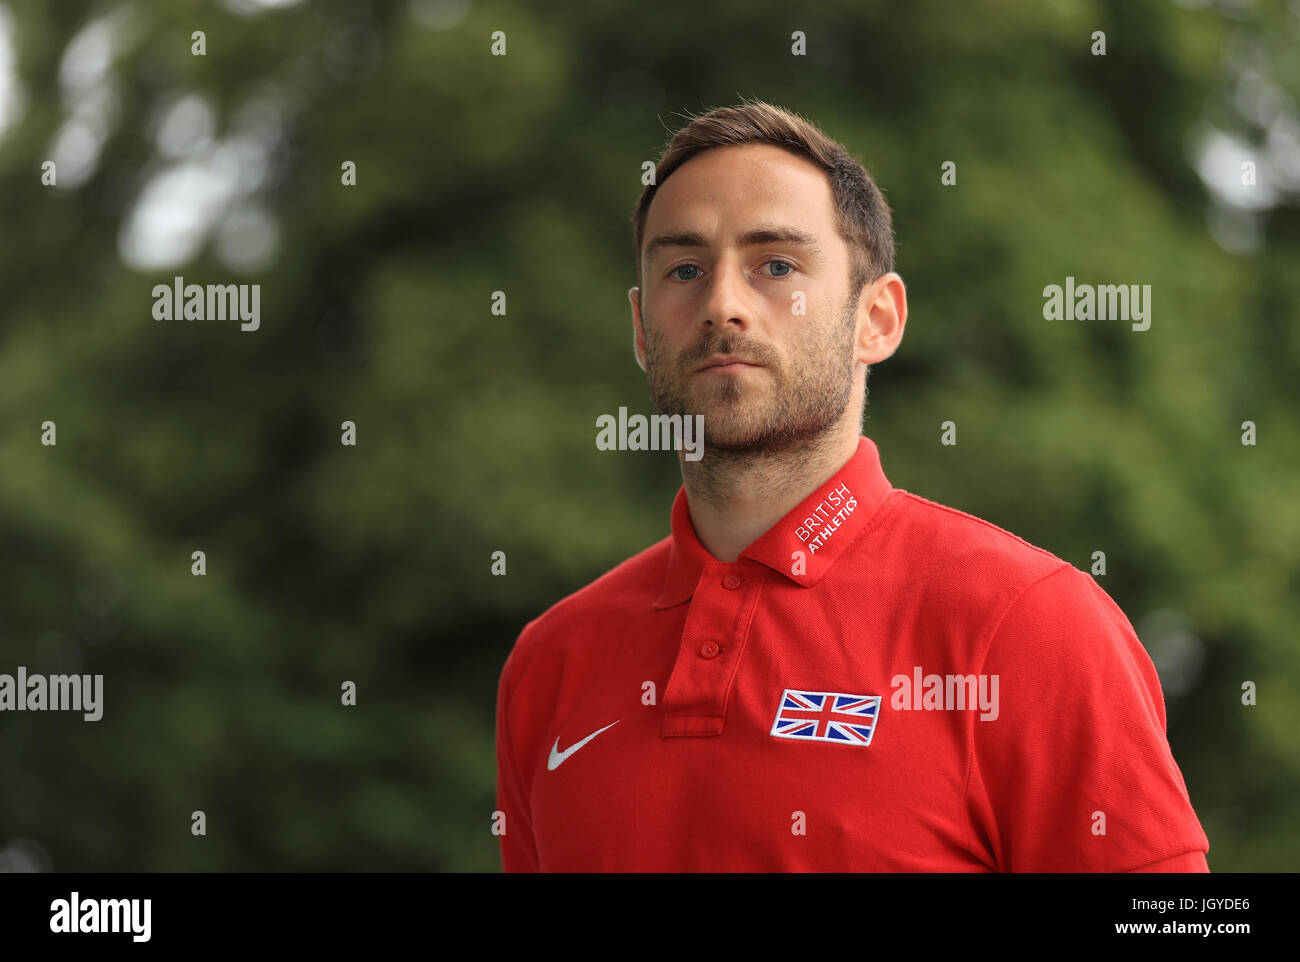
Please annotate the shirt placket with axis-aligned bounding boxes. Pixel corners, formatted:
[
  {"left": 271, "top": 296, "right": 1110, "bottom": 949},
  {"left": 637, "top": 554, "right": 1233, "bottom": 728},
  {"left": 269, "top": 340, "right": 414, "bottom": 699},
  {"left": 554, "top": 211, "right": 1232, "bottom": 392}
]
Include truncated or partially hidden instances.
[{"left": 661, "top": 562, "right": 769, "bottom": 737}]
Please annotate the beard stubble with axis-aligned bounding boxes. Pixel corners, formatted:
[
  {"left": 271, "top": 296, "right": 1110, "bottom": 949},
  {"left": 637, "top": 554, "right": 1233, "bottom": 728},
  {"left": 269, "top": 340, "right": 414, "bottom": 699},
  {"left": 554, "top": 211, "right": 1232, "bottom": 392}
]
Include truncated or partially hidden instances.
[{"left": 642, "top": 293, "right": 859, "bottom": 455}]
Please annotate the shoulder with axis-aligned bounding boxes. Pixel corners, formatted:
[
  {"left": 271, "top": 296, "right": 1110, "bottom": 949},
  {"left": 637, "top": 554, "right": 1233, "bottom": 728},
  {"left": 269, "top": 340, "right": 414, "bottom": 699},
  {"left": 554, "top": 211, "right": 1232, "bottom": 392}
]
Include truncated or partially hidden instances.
[
  {"left": 888, "top": 490, "right": 1072, "bottom": 583},
  {"left": 501, "top": 535, "right": 673, "bottom": 681},
  {"left": 889, "top": 492, "right": 1138, "bottom": 651},
  {"left": 862, "top": 490, "right": 1081, "bottom": 628}
]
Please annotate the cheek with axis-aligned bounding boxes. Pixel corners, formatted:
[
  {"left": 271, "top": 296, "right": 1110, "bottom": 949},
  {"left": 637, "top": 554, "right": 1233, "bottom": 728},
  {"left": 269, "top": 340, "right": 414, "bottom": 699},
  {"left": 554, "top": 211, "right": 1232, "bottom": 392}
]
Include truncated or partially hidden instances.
[
  {"left": 640, "top": 320, "right": 673, "bottom": 364},
  {"left": 642, "top": 309, "right": 689, "bottom": 354}
]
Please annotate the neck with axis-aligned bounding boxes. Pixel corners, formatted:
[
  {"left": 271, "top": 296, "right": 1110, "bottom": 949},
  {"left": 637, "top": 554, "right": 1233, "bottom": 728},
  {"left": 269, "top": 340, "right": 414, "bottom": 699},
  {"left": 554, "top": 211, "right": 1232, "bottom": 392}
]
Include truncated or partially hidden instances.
[{"left": 680, "top": 420, "right": 862, "bottom": 563}]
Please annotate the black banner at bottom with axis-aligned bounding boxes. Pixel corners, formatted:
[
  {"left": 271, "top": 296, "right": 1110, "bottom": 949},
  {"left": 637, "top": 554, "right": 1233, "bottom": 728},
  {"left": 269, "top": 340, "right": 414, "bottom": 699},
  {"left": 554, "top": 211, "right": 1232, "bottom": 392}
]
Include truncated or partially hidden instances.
[{"left": 0, "top": 871, "right": 1280, "bottom": 948}]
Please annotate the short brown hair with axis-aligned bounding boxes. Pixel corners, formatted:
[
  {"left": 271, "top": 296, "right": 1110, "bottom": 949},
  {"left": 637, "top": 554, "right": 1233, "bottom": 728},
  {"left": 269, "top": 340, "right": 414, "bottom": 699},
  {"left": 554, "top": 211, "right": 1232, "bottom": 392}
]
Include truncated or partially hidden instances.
[{"left": 631, "top": 99, "right": 895, "bottom": 300}]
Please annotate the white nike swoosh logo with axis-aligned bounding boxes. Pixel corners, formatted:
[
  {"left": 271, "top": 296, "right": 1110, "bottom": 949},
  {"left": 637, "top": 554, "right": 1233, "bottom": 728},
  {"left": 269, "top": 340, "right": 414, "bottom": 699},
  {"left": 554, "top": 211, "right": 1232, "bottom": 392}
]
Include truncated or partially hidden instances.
[{"left": 547, "top": 719, "right": 621, "bottom": 771}]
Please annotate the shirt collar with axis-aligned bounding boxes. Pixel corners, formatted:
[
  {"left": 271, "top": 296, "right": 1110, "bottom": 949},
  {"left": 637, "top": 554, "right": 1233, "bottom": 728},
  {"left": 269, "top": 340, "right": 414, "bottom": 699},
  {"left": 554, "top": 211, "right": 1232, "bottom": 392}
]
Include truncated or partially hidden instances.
[{"left": 654, "top": 435, "right": 895, "bottom": 609}]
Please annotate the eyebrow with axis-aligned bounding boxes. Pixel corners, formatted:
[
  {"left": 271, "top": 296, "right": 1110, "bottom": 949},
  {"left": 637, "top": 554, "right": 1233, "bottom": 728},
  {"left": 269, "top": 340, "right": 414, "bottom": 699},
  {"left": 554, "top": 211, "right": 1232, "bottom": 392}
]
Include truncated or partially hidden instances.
[{"left": 644, "top": 224, "right": 823, "bottom": 262}]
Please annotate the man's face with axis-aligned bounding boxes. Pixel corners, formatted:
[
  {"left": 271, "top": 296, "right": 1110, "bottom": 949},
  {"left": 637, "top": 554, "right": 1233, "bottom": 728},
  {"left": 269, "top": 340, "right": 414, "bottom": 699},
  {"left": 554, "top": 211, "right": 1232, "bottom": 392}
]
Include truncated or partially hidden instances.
[{"left": 632, "top": 143, "right": 861, "bottom": 453}]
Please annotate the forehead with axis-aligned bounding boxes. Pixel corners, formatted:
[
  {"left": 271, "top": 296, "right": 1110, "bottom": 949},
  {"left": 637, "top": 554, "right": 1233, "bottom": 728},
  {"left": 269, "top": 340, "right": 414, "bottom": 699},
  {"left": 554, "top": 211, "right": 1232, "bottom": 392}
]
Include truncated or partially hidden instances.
[{"left": 643, "top": 143, "right": 838, "bottom": 251}]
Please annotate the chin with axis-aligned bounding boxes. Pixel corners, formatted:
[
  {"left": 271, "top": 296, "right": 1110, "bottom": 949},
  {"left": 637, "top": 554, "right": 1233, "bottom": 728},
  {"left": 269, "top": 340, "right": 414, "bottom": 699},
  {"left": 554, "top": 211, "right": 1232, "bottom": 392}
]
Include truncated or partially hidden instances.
[{"left": 691, "top": 416, "right": 773, "bottom": 450}]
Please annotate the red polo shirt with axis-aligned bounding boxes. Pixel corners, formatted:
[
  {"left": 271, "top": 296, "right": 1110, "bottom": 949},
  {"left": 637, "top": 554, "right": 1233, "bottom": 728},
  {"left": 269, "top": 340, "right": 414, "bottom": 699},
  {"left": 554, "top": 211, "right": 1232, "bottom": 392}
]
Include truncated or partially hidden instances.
[{"left": 495, "top": 436, "right": 1210, "bottom": 871}]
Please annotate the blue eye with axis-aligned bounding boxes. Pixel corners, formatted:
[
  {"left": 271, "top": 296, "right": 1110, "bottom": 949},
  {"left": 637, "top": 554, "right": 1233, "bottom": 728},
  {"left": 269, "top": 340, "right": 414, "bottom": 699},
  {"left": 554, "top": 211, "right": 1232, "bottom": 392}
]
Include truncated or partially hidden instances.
[{"left": 669, "top": 261, "right": 795, "bottom": 281}]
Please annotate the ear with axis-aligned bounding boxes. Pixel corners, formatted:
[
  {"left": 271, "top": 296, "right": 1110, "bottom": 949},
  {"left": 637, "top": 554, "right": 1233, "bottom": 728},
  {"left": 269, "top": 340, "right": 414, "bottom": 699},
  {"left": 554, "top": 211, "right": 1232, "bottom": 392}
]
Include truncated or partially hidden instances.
[
  {"left": 628, "top": 286, "right": 648, "bottom": 372},
  {"left": 855, "top": 272, "right": 907, "bottom": 365}
]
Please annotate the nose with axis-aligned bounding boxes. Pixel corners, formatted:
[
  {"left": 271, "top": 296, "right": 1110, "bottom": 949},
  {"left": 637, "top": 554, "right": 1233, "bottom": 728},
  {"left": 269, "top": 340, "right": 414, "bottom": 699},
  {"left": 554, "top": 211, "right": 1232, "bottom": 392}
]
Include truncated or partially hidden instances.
[{"left": 700, "top": 253, "right": 754, "bottom": 332}]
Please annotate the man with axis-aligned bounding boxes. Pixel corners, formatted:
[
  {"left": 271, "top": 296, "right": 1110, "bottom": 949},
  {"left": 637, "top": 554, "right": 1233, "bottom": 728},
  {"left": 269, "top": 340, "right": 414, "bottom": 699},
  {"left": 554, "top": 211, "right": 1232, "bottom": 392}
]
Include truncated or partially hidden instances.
[{"left": 495, "top": 100, "right": 1210, "bottom": 872}]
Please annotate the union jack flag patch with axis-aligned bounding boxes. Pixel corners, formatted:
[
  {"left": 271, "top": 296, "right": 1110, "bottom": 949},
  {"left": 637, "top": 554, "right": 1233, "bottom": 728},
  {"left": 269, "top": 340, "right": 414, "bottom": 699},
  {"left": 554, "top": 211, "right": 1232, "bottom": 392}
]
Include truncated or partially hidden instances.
[{"left": 770, "top": 689, "right": 881, "bottom": 746}]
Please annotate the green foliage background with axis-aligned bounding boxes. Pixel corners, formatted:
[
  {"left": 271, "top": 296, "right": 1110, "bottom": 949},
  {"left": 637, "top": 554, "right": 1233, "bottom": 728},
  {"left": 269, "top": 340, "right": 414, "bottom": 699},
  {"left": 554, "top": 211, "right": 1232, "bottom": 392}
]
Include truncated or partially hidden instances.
[{"left": 0, "top": 0, "right": 1296, "bottom": 871}]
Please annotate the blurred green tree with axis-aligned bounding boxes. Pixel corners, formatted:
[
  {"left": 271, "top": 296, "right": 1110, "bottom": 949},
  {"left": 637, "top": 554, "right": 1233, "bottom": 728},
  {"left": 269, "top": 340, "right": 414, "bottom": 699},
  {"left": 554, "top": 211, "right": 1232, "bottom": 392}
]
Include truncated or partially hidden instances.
[{"left": 0, "top": 0, "right": 1295, "bottom": 871}]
